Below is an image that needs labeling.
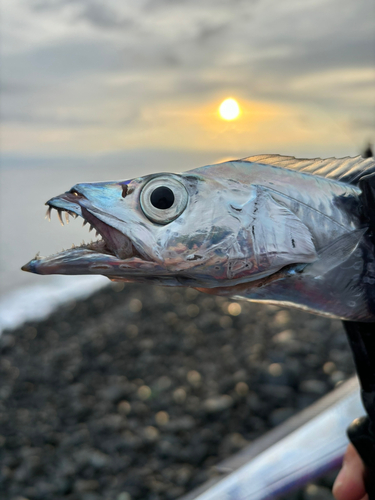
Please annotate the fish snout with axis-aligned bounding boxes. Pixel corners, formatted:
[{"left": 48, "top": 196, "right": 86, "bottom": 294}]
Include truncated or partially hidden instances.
[{"left": 68, "top": 182, "right": 126, "bottom": 204}]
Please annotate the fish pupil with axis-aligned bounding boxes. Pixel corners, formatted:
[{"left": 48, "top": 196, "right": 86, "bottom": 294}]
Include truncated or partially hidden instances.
[{"left": 150, "top": 186, "right": 175, "bottom": 210}]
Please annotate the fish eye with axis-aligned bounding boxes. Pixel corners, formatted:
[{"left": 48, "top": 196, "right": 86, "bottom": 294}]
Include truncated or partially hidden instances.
[
  {"left": 140, "top": 176, "right": 188, "bottom": 224},
  {"left": 150, "top": 186, "right": 174, "bottom": 210}
]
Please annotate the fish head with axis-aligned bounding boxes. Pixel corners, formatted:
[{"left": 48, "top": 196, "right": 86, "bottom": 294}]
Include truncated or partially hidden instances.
[
  {"left": 22, "top": 168, "right": 318, "bottom": 289},
  {"left": 22, "top": 172, "right": 248, "bottom": 286}
]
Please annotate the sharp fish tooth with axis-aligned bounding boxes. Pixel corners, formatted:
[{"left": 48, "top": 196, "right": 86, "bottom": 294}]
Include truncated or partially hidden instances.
[
  {"left": 65, "top": 212, "right": 70, "bottom": 224},
  {"left": 57, "top": 210, "right": 64, "bottom": 226},
  {"left": 45, "top": 207, "right": 52, "bottom": 222},
  {"left": 89, "top": 224, "right": 94, "bottom": 232},
  {"left": 82, "top": 220, "right": 88, "bottom": 227},
  {"left": 95, "top": 230, "right": 99, "bottom": 237}
]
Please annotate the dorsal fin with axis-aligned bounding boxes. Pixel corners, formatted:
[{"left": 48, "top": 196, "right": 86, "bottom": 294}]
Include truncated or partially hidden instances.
[{"left": 241, "top": 154, "right": 375, "bottom": 185}]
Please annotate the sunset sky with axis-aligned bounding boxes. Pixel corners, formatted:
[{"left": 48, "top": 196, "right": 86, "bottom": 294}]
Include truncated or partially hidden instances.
[{"left": 2, "top": 0, "right": 375, "bottom": 162}]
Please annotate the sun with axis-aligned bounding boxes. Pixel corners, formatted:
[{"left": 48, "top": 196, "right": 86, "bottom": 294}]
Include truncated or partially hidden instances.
[{"left": 219, "top": 98, "right": 241, "bottom": 120}]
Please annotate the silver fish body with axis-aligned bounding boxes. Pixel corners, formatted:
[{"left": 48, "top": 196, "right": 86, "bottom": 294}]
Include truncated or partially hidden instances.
[{"left": 22, "top": 155, "right": 375, "bottom": 321}]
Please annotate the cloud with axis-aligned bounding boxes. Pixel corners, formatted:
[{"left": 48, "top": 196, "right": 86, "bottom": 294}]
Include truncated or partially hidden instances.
[
  {"left": 32, "top": 0, "right": 134, "bottom": 30},
  {"left": 2, "top": 0, "right": 374, "bottom": 157}
]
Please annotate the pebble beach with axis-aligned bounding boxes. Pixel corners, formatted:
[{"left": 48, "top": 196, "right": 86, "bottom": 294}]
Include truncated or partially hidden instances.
[{"left": 0, "top": 282, "right": 355, "bottom": 500}]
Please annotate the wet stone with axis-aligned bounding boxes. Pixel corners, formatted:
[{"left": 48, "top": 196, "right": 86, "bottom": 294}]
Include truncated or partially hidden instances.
[
  {"left": 74, "top": 479, "right": 100, "bottom": 492},
  {"left": 117, "top": 493, "right": 132, "bottom": 500},
  {"left": 299, "top": 379, "right": 328, "bottom": 395},
  {"left": 202, "top": 395, "right": 233, "bottom": 413},
  {"left": 164, "top": 416, "right": 195, "bottom": 432},
  {"left": 269, "top": 407, "right": 296, "bottom": 427},
  {"left": 303, "top": 484, "right": 334, "bottom": 500}
]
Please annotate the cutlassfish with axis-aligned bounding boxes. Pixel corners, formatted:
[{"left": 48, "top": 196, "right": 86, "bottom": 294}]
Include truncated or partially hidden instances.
[{"left": 22, "top": 154, "right": 375, "bottom": 322}]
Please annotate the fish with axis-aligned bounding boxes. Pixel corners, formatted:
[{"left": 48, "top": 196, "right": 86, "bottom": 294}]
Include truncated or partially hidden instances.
[{"left": 22, "top": 154, "right": 375, "bottom": 322}]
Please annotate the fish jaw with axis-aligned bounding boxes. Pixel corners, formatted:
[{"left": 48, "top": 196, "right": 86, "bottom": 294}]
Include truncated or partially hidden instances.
[
  {"left": 22, "top": 182, "right": 162, "bottom": 277},
  {"left": 48, "top": 191, "right": 138, "bottom": 260},
  {"left": 21, "top": 247, "right": 161, "bottom": 277},
  {"left": 21, "top": 176, "right": 218, "bottom": 281}
]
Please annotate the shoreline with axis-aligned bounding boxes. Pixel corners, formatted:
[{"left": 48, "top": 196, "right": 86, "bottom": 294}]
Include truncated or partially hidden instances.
[{"left": 0, "top": 275, "right": 108, "bottom": 335}]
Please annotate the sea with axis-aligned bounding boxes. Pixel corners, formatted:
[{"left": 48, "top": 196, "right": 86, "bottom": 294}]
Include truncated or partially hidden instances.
[{"left": 0, "top": 149, "right": 229, "bottom": 334}]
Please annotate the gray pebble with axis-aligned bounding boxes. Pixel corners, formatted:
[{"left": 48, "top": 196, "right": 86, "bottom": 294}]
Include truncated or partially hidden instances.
[
  {"left": 299, "top": 379, "right": 328, "bottom": 395},
  {"left": 202, "top": 395, "right": 233, "bottom": 413},
  {"left": 303, "top": 483, "right": 334, "bottom": 500},
  {"left": 269, "top": 407, "right": 296, "bottom": 426}
]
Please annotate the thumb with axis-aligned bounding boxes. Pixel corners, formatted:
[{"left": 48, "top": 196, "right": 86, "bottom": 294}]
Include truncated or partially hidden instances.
[{"left": 333, "top": 444, "right": 367, "bottom": 500}]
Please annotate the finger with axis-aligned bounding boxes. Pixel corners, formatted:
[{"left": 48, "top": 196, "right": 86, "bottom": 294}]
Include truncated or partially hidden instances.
[{"left": 333, "top": 444, "right": 367, "bottom": 500}]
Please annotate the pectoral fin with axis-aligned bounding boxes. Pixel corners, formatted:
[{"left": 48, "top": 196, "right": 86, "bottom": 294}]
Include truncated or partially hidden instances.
[
  {"left": 304, "top": 228, "right": 367, "bottom": 278},
  {"left": 248, "top": 187, "right": 318, "bottom": 269}
]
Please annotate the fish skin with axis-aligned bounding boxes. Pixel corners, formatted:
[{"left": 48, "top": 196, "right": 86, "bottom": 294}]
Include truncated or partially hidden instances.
[{"left": 22, "top": 156, "right": 375, "bottom": 321}]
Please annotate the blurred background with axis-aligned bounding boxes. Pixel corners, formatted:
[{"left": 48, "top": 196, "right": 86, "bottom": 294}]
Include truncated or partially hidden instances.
[
  {"left": 0, "top": 1, "right": 375, "bottom": 499},
  {"left": 1, "top": 0, "right": 374, "bottom": 307}
]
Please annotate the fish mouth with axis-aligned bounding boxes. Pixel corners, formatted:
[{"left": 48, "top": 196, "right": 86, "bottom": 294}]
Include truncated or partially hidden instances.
[{"left": 22, "top": 189, "right": 150, "bottom": 276}]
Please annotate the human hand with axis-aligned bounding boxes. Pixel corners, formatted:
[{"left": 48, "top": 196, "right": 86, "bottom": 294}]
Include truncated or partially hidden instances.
[{"left": 333, "top": 443, "right": 368, "bottom": 500}]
